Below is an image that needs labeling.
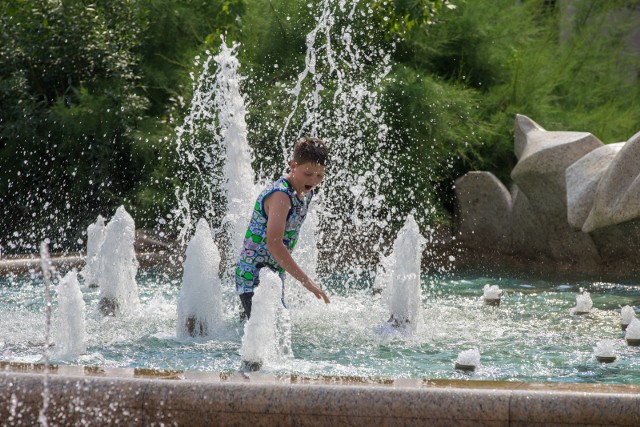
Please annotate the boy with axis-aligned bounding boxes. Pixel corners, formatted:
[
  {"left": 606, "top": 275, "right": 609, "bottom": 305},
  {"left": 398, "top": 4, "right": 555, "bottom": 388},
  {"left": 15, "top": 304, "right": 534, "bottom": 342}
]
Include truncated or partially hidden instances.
[{"left": 235, "top": 137, "right": 331, "bottom": 318}]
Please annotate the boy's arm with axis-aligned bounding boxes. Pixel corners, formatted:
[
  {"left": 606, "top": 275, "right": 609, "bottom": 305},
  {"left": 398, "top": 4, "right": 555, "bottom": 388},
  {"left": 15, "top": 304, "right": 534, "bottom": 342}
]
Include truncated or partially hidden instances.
[{"left": 264, "top": 191, "right": 330, "bottom": 304}]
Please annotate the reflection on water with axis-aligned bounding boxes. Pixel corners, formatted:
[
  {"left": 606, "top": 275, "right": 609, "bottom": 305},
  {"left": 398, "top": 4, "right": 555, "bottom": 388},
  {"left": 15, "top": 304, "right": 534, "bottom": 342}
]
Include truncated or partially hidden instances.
[{"left": 0, "top": 268, "right": 638, "bottom": 384}]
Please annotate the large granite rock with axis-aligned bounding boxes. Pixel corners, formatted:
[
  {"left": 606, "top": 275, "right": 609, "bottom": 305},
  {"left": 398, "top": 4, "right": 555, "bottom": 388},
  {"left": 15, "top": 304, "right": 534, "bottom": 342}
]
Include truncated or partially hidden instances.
[
  {"left": 510, "top": 185, "right": 549, "bottom": 259},
  {"left": 510, "top": 115, "right": 602, "bottom": 263},
  {"left": 511, "top": 115, "right": 604, "bottom": 216},
  {"left": 453, "top": 114, "right": 640, "bottom": 271},
  {"left": 582, "top": 131, "right": 640, "bottom": 232},
  {"left": 589, "top": 220, "right": 640, "bottom": 263},
  {"left": 565, "top": 143, "right": 624, "bottom": 230},
  {"left": 513, "top": 114, "right": 542, "bottom": 160},
  {"left": 454, "top": 172, "right": 511, "bottom": 251}
]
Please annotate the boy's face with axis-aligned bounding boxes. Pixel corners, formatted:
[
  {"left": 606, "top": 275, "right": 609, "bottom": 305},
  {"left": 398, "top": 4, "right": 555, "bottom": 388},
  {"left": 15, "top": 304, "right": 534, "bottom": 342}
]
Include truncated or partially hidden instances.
[{"left": 289, "top": 160, "right": 326, "bottom": 195}]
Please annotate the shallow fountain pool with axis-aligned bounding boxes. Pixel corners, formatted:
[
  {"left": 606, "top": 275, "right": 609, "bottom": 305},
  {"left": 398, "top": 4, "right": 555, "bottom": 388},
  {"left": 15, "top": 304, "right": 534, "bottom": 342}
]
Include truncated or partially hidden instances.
[{"left": 1, "top": 268, "right": 638, "bottom": 384}]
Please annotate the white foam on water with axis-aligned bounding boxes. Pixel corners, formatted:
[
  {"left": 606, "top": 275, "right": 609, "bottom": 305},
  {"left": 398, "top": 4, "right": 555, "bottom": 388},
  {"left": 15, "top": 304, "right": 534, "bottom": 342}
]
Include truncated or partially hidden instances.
[
  {"left": 53, "top": 270, "right": 86, "bottom": 359},
  {"left": 176, "top": 219, "right": 223, "bottom": 339}
]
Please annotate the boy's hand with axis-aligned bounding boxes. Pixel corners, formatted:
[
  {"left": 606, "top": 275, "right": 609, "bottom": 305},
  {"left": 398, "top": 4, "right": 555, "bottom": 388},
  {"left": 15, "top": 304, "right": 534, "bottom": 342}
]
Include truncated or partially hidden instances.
[{"left": 303, "top": 278, "right": 330, "bottom": 304}]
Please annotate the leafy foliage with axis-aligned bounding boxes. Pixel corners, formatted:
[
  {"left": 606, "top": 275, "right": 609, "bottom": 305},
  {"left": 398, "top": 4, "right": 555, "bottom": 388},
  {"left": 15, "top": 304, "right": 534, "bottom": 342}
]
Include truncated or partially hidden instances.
[{"left": 1, "top": 0, "right": 638, "bottom": 253}]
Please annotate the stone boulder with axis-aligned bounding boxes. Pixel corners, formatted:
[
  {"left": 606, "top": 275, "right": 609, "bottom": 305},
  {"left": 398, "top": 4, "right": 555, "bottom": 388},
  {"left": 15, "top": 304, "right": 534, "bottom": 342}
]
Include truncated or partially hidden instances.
[
  {"left": 565, "top": 143, "right": 624, "bottom": 230},
  {"left": 453, "top": 114, "right": 640, "bottom": 271},
  {"left": 589, "top": 220, "right": 640, "bottom": 263},
  {"left": 509, "top": 185, "right": 549, "bottom": 259},
  {"left": 510, "top": 184, "right": 601, "bottom": 263},
  {"left": 511, "top": 115, "right": 604, "bottom": 217},
  {"left": 510, "top": 115, "right": 602, "bottom": 263},
  {"left": 454, "top": 172, "right": 511, "bottom": 251},
  {"left": 582, "top": 131, "right": 640, "bottom": 232},
  {"left": 514, "top": 114, "right": 542, "bottom": 160}
]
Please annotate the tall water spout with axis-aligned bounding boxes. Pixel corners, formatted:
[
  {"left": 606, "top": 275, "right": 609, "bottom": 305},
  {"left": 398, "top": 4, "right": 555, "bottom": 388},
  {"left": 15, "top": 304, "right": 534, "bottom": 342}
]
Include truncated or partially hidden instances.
[
  {"left": 53, "top": 270, "right": 86, "bottom": 358},
  {"left": 38, "top": 241, "right": 53, "bottom": 427},
  {"left": 276, "top": 0, "right": 399, "bottom": 272},
  {"left": 215, "top": 41, "right": 256, "bottom": 267},
  {"left": 239, "top": 271, "right": 291, "bottom": 370},
  {"left": 382, "top": 214, "right": 426, "bottom": 332},
  {"left": 81, "top": 215, "right": 105, "bottom": 288},
  {"left": 97, "top": 206, "right": 139, "bottom": 316},
  {"left": 176, "top": 218, "right": 222, "bottom": 338},
  {"left": 173, "top": 38, "right": 256, "bottom": 267}
]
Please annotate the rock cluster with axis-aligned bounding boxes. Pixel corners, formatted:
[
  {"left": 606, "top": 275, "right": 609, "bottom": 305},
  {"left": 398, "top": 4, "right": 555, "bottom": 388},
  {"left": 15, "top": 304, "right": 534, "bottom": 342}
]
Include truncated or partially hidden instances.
[{"left": 455, "top": 115, "right": 640, "bottom": 269}]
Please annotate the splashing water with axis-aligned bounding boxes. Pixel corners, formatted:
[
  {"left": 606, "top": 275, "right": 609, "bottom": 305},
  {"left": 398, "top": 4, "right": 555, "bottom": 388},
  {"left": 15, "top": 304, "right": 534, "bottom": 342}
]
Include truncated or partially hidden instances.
[
  {"left": 176, "top": 218, "right": 223, "bottom": 339},
  {"left": 276, "top": 0, "right": 399, "bottom": 273},
  {"left": 286, "top": 201, "right": 321, "bottom": 307},
  {"left": 172, "top": 37, "right": 257, "bottom": 258},
  {"left": 97, "top": 206, "right": 139, "bottom": 316},
  {"left": 38, "top": 242, "right": 53, "bottom": 427},
  {"left": 52, "top": 270, "right": 86, "bottom": 359}
]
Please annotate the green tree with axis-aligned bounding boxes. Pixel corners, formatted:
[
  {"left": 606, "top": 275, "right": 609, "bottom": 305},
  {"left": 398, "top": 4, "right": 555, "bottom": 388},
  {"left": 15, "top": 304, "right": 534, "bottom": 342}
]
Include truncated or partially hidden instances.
[{"left": 0, "top": 0, "right": 149, "bottom": 251}]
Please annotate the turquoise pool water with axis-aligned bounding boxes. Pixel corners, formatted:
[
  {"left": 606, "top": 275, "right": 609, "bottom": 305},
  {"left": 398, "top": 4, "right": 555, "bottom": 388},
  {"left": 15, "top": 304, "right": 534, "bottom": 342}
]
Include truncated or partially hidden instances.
[{"left": 1, "top": 268, "right": 638, "bottom": 384}]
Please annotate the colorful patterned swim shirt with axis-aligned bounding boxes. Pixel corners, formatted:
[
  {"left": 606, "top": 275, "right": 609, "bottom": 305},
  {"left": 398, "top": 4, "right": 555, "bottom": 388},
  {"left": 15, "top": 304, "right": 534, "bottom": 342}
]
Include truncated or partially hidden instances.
[{"left": 235, "top": 177, "right": 313, "bottom": 294}]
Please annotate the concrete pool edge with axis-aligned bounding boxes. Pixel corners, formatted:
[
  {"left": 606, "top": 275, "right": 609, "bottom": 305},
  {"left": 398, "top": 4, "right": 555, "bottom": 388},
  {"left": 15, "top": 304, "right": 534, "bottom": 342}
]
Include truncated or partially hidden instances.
[{"left": 2, "top": 364, "right": 639, "bottom": 426}]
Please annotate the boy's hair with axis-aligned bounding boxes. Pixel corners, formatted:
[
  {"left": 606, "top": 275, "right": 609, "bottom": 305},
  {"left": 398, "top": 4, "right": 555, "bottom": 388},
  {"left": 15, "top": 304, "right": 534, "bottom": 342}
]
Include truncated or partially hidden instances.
[{"left": 293, "top": 137, "right": 328, "bottom": 166}]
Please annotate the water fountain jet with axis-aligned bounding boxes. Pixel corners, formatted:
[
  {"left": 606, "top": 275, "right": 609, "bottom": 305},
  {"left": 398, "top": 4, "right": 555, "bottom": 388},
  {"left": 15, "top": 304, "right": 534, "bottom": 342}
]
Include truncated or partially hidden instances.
[
  {"left": 96, "top": 206, "right": 139, "bottom": 316},
  {"left": 455, "top": 348, "right": 480, "bottom": 372},
  {"left": 624, "top": 318, "right": 640, "bottom": 346},
  {"left": 594, "top": 340, "right": 617, "bottom": 363},
  {"left": 483, "top": 284, "right": 502, "bottom": 306},
  {"left": 81, "top": 215, "right": 105, "bottom": 288},
  {"left": 380, "top": 214, "right": 426, "bottom": 333},
  {"left": 239, "top": 271, "right": 291, "bottom": 371},
  {"left": 620, "top": 305, "right": 636, "bottom": 331},
  {"left": 176, "top": 218, "right": 222, "bottom": 339},
  {"left": 53, "top": 270, "right": 86, "bottom": 359},
  {"left": 571, "top": 290, "right": 593, "bottom": 315}
]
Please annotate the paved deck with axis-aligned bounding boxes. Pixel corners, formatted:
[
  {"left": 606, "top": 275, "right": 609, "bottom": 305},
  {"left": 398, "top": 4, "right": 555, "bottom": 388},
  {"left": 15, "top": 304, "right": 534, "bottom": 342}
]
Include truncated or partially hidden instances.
[{"left": 1, "top": 362, "right": 639, "bottom": 426}]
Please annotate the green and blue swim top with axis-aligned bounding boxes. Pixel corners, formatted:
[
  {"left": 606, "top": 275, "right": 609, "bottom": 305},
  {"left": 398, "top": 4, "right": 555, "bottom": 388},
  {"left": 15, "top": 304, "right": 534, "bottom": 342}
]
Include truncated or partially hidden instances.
[{"left": 235, "top": 176, "right": 313, "bottom": 295}]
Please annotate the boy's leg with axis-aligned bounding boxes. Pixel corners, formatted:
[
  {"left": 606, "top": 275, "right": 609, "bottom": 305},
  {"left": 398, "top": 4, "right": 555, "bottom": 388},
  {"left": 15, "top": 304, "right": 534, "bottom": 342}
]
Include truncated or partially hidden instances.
[
  {"left": 239, "top": 292, "right": 254, "bottom": 319},
  {"left": 236, "top": 259, "right": 261, "bottom": 319}
]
